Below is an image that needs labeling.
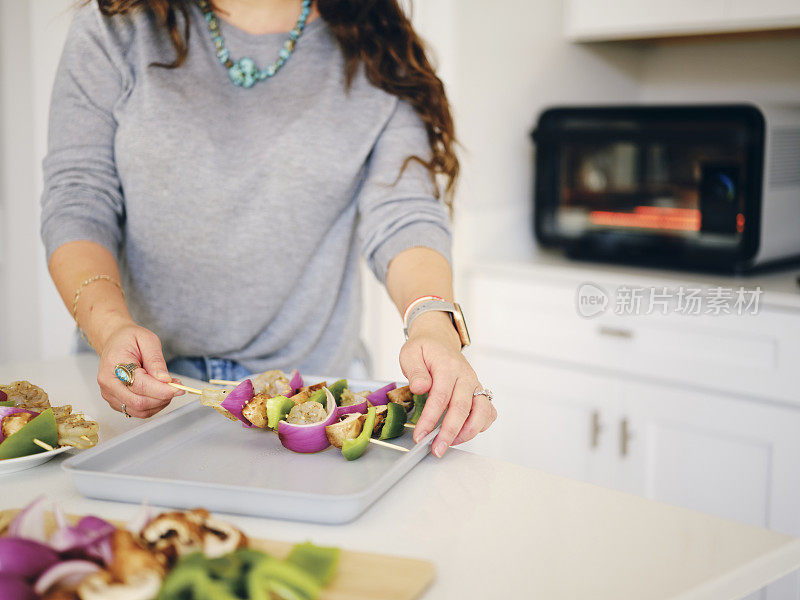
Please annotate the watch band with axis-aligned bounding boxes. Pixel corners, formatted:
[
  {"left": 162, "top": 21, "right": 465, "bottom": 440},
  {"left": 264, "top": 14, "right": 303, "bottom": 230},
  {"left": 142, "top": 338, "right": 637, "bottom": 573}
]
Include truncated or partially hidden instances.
[{"left": 403, "top": 298, "right": 471, "bottom": 348}]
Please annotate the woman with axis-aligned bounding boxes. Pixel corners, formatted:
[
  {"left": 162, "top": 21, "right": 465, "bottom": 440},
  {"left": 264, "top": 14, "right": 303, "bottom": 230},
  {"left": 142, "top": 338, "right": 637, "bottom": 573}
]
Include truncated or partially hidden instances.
[{"left": 42, "top": 0, "right": 495, "bottom": 457}]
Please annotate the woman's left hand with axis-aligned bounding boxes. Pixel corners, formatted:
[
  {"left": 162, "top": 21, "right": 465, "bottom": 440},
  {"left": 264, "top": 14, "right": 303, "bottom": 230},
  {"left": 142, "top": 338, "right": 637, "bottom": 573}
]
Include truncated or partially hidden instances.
[{"left": 399, "top": 312, "right": 496, "bottom": 457}]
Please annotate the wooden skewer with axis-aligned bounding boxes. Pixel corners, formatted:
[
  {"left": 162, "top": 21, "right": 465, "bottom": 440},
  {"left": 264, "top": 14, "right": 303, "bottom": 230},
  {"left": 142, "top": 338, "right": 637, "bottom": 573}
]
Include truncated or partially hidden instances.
[
  {"left": 208, "top": 379, "right": 239, "bottom": 386},
  {"left": 168, "top": 382, "right": 203, "bottom": 395},
  {"left": 368, "top": 438, "right": 409, "bottom": 452},
  {"left": 404, "top": 423, "right": 415, "bottom": 429},
  {"left": 80, "top": 435, "right": 92, "bottom": 442},
  {"left": 33, "top": 438, "right": 55, "bottom": 452}
]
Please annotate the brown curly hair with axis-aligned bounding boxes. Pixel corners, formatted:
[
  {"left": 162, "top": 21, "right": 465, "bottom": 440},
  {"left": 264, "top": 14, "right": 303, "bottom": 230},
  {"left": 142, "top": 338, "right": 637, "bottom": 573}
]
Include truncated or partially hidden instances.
[{"left": 93, "top": 0, "right": 458, "bottom": 205}]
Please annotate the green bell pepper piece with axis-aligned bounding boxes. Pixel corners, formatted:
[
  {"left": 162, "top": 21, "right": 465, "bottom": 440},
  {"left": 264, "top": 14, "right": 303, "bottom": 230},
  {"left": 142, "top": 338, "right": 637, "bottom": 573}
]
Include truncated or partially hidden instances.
[
  {"left": 327, "top": 379, "right": 347, "bottom": 404},
  {"left": 410, "top": 393, "right": 428, "bottom": 425},
  {"left": 380, "top": 402, "right": 407, "bottom": 440},
  {"left": 266, "top": 395, "right": 296, "bottom": 430},
  {"left": 0, "top": 408, "right": 58, "bottom": 459},
  {"left": 0, "top": 400, "right": 14, "bottom": 407},
  {"left": 247, "top": 555, "right": 321, "bottom": 600},
  {"left": 341, "top": 406, "right": 376, "bottom": 461},
  {"left": 157, "top": 563, "right": 239, "bottom": 600},
  {"left": 287, "top": 542, "right": 340, "bottom": 586},
  {"left": 306, "top": 389, "right": 326, "bottom": 405}
]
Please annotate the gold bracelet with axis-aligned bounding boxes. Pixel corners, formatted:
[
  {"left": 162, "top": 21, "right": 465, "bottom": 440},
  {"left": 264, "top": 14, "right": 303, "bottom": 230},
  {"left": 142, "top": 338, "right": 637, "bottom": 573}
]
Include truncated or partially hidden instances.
[{"left": 71, "top": 275, "right": 125, "bottom": 339}]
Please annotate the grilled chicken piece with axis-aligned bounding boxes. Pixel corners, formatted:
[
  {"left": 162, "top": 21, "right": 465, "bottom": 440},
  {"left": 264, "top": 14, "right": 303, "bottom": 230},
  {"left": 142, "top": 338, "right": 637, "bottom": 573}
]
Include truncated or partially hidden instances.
[
  {"left": 0, "top": 380, "right": 50, "bottom": 411},
  {"left": 241, "top": 392, "right": 270, "bottom": 429},
  {"left": 1, "top": 412, "right": 35, "bottom": 438},
  {"left": 56, "top": 412, "right": 99, "bottom": 449},
  {"left": 298, "top": 382, "right": 326, "bottom": 395},
  {"left": 339, "top": 388, "right": 369, "bottom": 407},
  {"left": 251, "top": 370, "right": 292, "bottom": 397}
]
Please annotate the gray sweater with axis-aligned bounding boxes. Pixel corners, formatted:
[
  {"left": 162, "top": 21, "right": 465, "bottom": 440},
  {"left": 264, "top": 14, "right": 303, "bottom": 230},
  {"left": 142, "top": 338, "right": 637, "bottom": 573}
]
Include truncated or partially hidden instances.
[{"left": 41, "top": 4, "right": 452, "bottom": 375}]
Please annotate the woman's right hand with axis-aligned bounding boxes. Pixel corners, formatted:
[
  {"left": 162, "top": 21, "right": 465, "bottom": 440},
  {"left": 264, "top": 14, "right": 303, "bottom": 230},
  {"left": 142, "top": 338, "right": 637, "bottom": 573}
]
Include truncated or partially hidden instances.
[{"left": 96, "top": 320, "right": 184, "bottom": 418}]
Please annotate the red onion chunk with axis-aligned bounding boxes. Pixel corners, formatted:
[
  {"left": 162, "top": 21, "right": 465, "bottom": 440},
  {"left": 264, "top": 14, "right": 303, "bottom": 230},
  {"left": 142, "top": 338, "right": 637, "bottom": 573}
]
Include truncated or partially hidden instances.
[
  {"left": 8, "top": 496, "right": 48, "bottom": 543},
  {"left": 278, "top": 388, "right": 338, "bottom": 453},
  {"left": 34, "top": 560, "right": 101, "bottom": 595},
  {"left": 0, "top": 538, "right": 59, "bottom": 580},
  {"left": 0, "top": 574, "right": 35, "bottom": 600},
  {"left": 366, "top": 383, "right": 397, "bottom": 406},
  {"left": 220, "top": 379, "right": 255, "bottom": 427},
  {"left": 0, "top": 390, "right": 6, "bottom": 402},
  {"left": 335, "top": 398, "right": 368, "bottom": 419},
  {"left": 289, "top": 369, "right": 304, "bottom": 395},
  {"left": 85, "top": 536, "right": 113, "bottom": 566},
  {"left": 50, "top": 516, "right": 115, "bottom": 554},
  {"left": 0, "top": 407, "right": 37, "bottom": 443}
]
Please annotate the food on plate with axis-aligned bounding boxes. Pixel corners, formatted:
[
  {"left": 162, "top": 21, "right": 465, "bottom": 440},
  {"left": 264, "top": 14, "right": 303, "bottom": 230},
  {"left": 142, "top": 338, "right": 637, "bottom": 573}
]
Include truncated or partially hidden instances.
[
  {"left": 0, "top": 381, "right": 99, "bottom": 459},
  {"left": 386, "top": 385, "right": 414, "bottom": 412},
  {"left": 341, "top": 407, "right": 377, "bottom": 461},
  {"left": 380, "top": 403, "right": 407, "bottom": 440},
  {"left": 202, "top": 369, "right": 423, "bottom": 460},
  {"left": 1, "top": 497, "right": 340, "bottom": 600}
]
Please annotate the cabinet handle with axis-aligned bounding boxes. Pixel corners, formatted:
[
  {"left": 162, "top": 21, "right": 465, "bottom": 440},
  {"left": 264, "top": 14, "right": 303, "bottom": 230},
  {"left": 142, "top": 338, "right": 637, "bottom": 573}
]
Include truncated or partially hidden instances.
[
  {"left": 590, "top": 410, "right": 603, "bottom": 450},
  {"left": 620, "top": 418, "right": 632, "bottom": 458},
  {"left": 598, "top": 326, "right": 633, "bottom": 339}
]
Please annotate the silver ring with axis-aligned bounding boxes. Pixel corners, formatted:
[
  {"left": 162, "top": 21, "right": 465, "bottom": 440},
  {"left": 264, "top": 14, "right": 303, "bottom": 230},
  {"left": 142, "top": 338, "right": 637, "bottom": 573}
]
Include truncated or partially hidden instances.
[
  {"left": 121, "top": 403, "right": 132, "bottom": 418},
  {"left": 473, "top": 387, "right": 493, "bottom": 402}
]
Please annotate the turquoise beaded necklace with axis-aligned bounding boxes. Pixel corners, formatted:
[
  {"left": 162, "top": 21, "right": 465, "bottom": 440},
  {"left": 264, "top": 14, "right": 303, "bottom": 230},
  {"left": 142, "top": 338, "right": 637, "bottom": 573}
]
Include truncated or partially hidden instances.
[{"left": 196, "top": 0, "right": 312, "bottom": 88}]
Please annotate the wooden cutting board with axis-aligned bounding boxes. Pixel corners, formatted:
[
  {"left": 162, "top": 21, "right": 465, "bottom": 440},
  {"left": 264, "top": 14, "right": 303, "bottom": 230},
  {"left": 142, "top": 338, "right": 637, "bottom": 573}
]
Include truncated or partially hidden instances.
[{"left": 0, "top": 509, "right": 435, "bottom": 600}]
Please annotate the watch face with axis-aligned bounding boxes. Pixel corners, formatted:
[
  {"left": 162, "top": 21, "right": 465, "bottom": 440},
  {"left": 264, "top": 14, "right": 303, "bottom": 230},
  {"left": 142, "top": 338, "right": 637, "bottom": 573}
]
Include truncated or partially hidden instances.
[{"left": 452, "top": 303, "right": 471, "bottom": 347}]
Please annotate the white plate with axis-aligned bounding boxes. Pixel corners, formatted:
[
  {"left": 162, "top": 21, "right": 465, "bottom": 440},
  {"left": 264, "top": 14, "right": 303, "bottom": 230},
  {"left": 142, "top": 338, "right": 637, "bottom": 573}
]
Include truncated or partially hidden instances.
[{"left": 0, "top": 445, "right": 71, "bottom": 475}]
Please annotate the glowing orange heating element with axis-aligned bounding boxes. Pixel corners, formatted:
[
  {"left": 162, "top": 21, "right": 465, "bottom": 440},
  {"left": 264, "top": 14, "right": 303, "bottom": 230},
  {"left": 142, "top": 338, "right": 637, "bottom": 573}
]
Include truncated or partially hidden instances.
[{"left": 589, "top": 206, "right": 701, "bottom": 232}]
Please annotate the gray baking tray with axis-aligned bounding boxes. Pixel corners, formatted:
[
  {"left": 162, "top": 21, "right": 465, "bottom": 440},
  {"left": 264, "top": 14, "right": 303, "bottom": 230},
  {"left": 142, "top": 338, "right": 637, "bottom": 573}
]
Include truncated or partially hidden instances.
[{"left": 63, "top": 377, "right": 437, "bottom": 524}]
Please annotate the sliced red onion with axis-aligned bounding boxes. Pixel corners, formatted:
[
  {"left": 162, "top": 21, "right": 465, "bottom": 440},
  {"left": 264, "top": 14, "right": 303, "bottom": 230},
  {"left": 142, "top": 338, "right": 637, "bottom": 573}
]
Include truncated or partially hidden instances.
[
  {"left": 335, "top": 398, "right": 368, "bottom": 419},
  {"left": 7, "top": 496, "right": 48, "bottom": 543},
  {"left": 49, "top": 518, "right": 115, "bottom": 554},
  {"left": 289, "top": 369, "right": 304, "bottom": 395},
  {"left": 0, "top": 390, "right": 6, "bottom": 403},
  {"left": 366, "top": 382, "right": 397, "bottom": 406},
  {"left": 220, "top": 379, "right": 255, "bottom": 427},
  {"left": 0, "top": 407, "right": 37, "bottom": 443},
  {"left": 277, "top": 388, "right": 338, "bottom": 453},
  {"left": 0, "top": 574, "right": 35, "bottom": 600},
  {"left": 0, "top": 538, "right": 59, "bottom": 580},
  {"left": 34, "top": 560, "right": 100, "bottom": 595},
  {"left": 85, "top": 536, "right": 113, "bottom": 566}
]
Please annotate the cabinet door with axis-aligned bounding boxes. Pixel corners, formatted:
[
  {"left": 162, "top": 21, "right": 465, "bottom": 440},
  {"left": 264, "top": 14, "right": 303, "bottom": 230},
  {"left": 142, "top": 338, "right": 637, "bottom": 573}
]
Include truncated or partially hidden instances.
[
  {"left": 460, "top": 352, "right": 622, "bottom": 489},
  {"left": 621, "top": 383, "right": 800, "bottom": 599}
]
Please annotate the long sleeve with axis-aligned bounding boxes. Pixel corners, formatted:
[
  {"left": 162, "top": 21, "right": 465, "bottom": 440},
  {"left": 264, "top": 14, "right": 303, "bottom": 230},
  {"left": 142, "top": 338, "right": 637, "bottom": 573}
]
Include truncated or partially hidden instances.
[
  {"left": 357, "top": 99, "right": 453, "bottom": 284},
  {"left": 40, "top": 7, "right": 131, "bottom": 262}
]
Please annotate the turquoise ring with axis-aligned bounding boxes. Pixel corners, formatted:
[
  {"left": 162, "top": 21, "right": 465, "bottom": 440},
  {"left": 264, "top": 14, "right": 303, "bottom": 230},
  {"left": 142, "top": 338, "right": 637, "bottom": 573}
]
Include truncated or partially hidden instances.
[{"left": 114, "top": 363, "right": 139, "bottom": 387}]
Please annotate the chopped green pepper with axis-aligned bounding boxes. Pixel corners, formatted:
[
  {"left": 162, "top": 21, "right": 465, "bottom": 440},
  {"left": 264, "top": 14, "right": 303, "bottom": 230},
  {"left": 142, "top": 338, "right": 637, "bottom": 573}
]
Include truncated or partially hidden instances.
[
  {"left": 380, "top": 402, "right": 407, "bottom": 440},
  {"left": 327, "top": 379, "right": 347, "bottom": 404},
  {"left": 266, "top": 395, "right": 296, "bottom": 430},
  {"left": 410, "top": 393, "right": 428, "bottom": 425},
  {"left": 341, "top": 407, "right": 376, "bottom": 461},
  {"left": 157, "top": 562, "right": 239, "bottom": 600},
  {"left": 247, "top": 555, "right": 321, "bottom": 600},
  {"left": 287, "top": 542, "right": 340, "bottom": 586},
  {"left": 306, "top": 389, "right": 326, "bottom": 405},
  {"left": 0, "top": 408, "right": 58, "bottom": 460}
]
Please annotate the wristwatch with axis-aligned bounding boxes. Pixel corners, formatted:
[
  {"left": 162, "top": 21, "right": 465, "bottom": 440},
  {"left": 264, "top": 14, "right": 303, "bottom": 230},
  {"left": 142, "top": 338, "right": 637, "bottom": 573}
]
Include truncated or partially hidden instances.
[{"left": 402, "top": 296, "right": 471, "bottom": 348}]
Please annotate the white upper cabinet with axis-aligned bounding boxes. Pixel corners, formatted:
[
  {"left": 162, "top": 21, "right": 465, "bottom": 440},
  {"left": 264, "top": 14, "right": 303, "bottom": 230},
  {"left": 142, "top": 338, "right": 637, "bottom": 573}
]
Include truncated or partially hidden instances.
[{"left": 565, "top": 0, "right": 800, "bottom": 41}]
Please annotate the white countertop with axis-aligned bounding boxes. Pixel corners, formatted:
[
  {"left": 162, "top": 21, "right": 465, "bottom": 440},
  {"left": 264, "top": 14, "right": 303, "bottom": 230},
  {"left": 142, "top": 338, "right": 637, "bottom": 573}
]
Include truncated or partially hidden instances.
[{"left": 3, "top": 354, "right": 800, "bottom": 599}]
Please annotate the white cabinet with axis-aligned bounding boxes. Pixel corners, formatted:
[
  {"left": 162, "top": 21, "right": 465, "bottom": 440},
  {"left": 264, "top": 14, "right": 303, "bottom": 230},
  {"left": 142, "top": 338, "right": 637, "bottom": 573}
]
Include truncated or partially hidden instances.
[
  {"left": 463, "top": 259, "right": 800, "bottom": 599},
  {"left": 565, "top": 0, "right": 800, "bottom": 41}
]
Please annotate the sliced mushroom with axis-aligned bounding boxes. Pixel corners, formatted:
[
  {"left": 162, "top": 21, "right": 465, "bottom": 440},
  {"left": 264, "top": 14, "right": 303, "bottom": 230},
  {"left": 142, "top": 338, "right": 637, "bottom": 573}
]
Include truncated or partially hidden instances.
[
  {"left": 140, "top": 512, "right": 204, "bottom": 565},
  {"left": 1, "top": 412, "right": 34, "bottom": 438},
  {"left": 78, "top": 570, "right": 162, "bottom": 600},
  {"left": 241, "top": 392, "right": 270, "bottom": 429},
  {"left": 339, "top": 389, "right": 369, "bottom": 407},
  {"left": 201, "top": 515, "right": 248, "bottom": 558},
  {"left": 109, "top": 529, "right": 164, "bottom": 583},
  {"left": 325, "top": 413, "right": 366, "bottom": 448},
  {"left": 387, "top": 385, "right": 414, "bottom": 412},
  {"left": 371, "top": 405, "right": 388, "bottom": 436}
]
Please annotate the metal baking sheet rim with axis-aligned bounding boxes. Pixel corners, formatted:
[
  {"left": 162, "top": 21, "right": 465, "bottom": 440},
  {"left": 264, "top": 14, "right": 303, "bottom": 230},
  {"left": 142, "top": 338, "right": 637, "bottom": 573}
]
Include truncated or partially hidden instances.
[{"left": 63, "top": 385, "right": 437, "bottom": 524}]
